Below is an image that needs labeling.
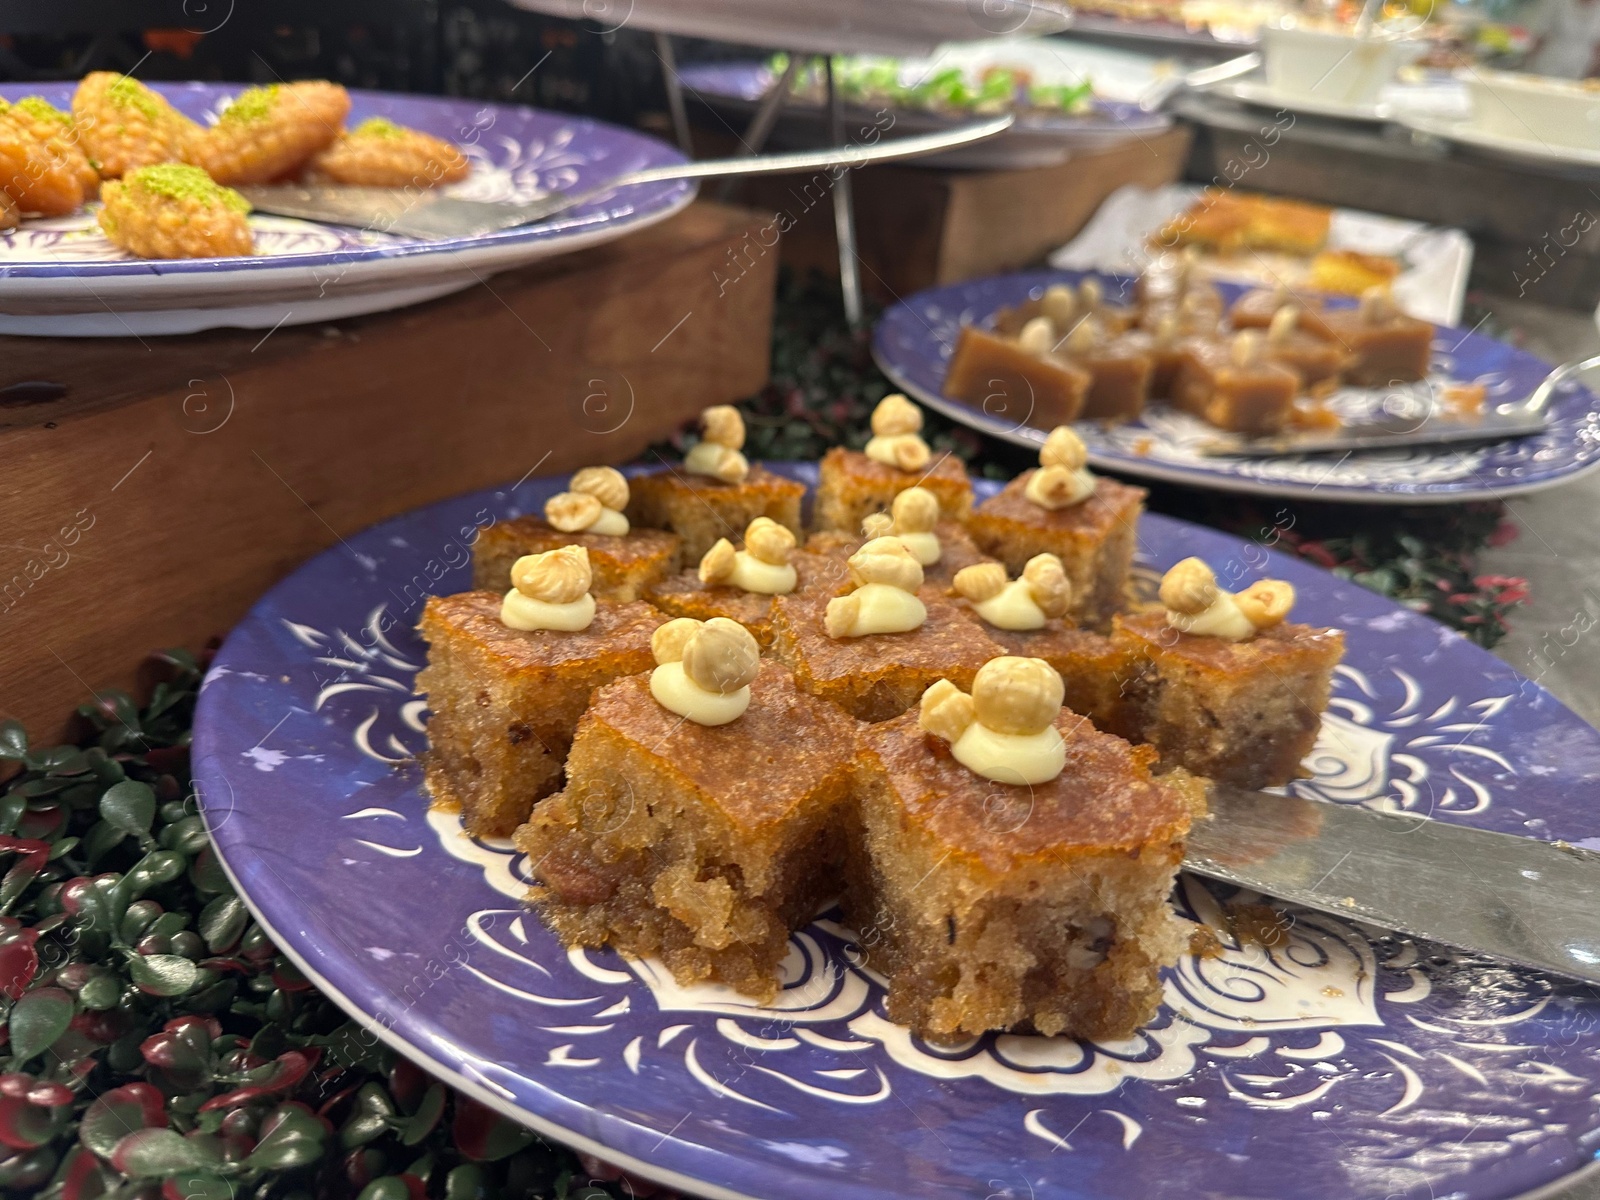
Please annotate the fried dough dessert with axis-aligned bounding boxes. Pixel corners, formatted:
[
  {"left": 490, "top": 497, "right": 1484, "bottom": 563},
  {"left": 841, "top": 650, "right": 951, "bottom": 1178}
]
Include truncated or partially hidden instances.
[
  {"left": 1, "top": 97, "right": 98, "bottom": 201},
  {"left": 0, "top": 107, "right": 86, "bottom": 217},
  {"left": 72, "top": 72, "right": 199, "bottom": 179},
  {"left": 97, "top": 164, "right": 253, "bottom": 259},
  {"left": 191, "top": 81, "right": 350, "bottom": 186},
  {"left": 307, "top": 117, "right": 470, "bottom": 187}
]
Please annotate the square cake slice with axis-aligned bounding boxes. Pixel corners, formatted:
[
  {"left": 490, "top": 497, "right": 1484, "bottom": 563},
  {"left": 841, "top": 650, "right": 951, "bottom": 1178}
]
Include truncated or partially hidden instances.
[
  {"left": 517, "top": 663, "right": 860, "bottom": 1002},
  {"left": 626, "top": 465, "right": 805, "bottom": 565},
  {"left": 643, "top": 550, "right": 845, "bottom": 648},
  {"left": 417, "top": 591, "right": 659, "bottom": 837},
  {"left": 968, "top": 471, "right": 1145, "bottom": 630},
  {"left": 850, "top": 706, "right": 1204, "bottom": 1042},
  {"left": 1113, "top": 610, "right": 1344, "bottom": 787},
  {"left": 473, "top": 516, "right": 680, "bottom": 602},
  {"left": 814, "top": 447, "right": 974, "bottom": 533},
  {"left": 769, "top": 587, "right": 1004, "bottom": 722}
]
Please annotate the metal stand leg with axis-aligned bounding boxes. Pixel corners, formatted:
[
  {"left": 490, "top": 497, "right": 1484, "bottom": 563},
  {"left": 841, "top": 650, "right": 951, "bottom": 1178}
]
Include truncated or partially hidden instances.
[
  {"left": 654, "top": 32, "right": 695, "bottom": 158},
  {"left": 825, "top": 57, "right": 864, "bottom": 330},
  {"left": 714, "top": 51, "right": 803, "bottom": 200}
]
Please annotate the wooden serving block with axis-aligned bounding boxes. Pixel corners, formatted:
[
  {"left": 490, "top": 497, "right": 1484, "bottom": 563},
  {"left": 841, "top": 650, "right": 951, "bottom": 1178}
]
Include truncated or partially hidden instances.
[
  {"left": 0, "top": 200, "right": 778, "bottom": 740},
  {"left": 704, "top": 125, "right": 1193, "bottom": 299}
]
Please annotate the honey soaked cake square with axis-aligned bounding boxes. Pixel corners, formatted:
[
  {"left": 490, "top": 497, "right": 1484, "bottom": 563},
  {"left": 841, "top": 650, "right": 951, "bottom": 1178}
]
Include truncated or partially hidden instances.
[{"left": 518, "top": 662, "right": 860, "bottom": 1002}]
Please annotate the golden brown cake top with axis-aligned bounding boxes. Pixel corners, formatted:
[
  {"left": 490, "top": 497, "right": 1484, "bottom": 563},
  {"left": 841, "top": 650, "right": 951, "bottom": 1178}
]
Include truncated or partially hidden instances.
[
  {"left": 978, "top": 470, "right": 1144, "bottom": 537},
  {"left": 421, "top": 590, "right": 659, "bottom": 670},
  {"left": 777, "top": 588, "right": 1003, "bottom": 684},
  {"left": 864, "top": 704, "right": 1194, "bottom": 873},
  {"left": 479, "top": 515, "right": 680, "bottom": 564},
  {"left": 632, "top": 462, "right": 805, "bottom": 500},
  {"left": 820, "top": 444, "right": 971, "bottom": 492},
  {"left": 1116, "top": 609, "right": 1344, "bottom": 673},
  {"left": 586, "top": 663, "right": 861, "bottom": 829}
]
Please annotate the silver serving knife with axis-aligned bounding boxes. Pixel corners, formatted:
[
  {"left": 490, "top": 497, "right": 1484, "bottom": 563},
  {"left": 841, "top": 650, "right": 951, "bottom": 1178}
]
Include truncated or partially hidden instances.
[
  {"left": 1138, "top": 52, "right": 1262, "bottom": 113},
  {"left": 236, "top": 113, "right": 1014, "bottom": 240},
  {"left": 1194, "top": 351, "right": 1600, "bottom": 457},
  {"left": 1189, "top": 784, "right": 1600, "bottom": 986}
]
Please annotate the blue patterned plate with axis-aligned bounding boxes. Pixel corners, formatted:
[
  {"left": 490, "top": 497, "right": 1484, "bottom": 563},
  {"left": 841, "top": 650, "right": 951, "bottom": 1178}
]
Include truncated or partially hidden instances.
[
  {"left": 0, "top": 83, "right": 693, "bottom": 336},
  {"left": 872, "top": 269, "right": 1600, "bottom": 503},
  {"left": 193, "top": 464, "right": 1600, "bottom": 1200}
]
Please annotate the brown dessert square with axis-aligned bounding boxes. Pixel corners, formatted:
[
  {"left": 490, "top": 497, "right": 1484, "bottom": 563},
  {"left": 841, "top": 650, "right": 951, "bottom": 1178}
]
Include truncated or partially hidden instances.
[
  {"left": 416, "top": 591, "right": 660, "bottom": 837},
  {"left": 847, "top": 707, "right": 1203, "bottom": 1042},
  {"left": 1228, "top": 286, "right": 1323, "bottom": 330},
  {"left": 473, "top": 516, "right": 681, "bottom": 603},
  {"left": 1309, "top": 308, "right": 1434, "bottom": 387},
  {"left": 1171, "top": 339, "right": 1300, "bottom": 434},
  {"left": 1112, "top": 610, "right": 1345, "bottom": 788},
  {"left": 1264, "top": 328, "right": 1350, "bottom": 389},
  {"left": 643, "top": 550, "right": 846, "bottom": 648},
  {"left": 517, "top": 663, "right": 860, "bottom": 1002},
  {"left": 768, "top": 589, "right": 1003, "bottom": 722},
  {"left": 626, "top": 465, "right": 805, "bottom": 565},
  {"left": 1069, "top": 331, "right": 1156, "bottom": 422},
  {"left": 967, "top": 473, "right": 1145, "bottom": 630},
  {"left": 813, "top": 446, "right": 974, "bottom": 534},
  {"left": 803, "top": 522, "right": 993, "bottom": 588},
  {"left": 943, "top": 326, "right": 1091, "bottom": 432}
]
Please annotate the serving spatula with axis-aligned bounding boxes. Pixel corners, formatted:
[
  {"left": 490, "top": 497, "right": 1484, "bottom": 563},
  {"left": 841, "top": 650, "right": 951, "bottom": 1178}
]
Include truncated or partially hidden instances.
[
  {"left": 1194, "top": 352, "right": 1600, "bottom": 457},
  {"left": 1189, "top": 783, "right": 1600, "bottom": 987},
  {"left": 237, "top": 113, "right": 1014, "bottom": 240}
]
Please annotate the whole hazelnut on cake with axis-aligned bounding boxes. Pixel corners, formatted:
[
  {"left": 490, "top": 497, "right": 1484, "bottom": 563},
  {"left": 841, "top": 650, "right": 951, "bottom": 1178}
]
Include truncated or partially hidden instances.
[
  {"left": 649, "top": 616, "right": 762, "bottom": 725},
  {"left": 683, "top": 405, "right": 750, "bottom": 484},
  {"left": 861, "top": 486, "right": 942, "bottom": 566},
  {"left": 864, "top": 394, "right": 932, "bottom": 473},
  {"left": 824, "top": 536, "right": 926, "bottom": 638},
  {"left": 699, "top": 515, "right": 799, "bottom": 596},
  {"left": 953, "top": 554, "right": 1071, "bottom": 632},
  {"left": 918, "top": 656, "right": 1067, "bottom": 784},
  {"left": 1025, "top": 426, "right": 1096, "bottom": 511},
  {"left": 546, "top": 466, "right": 631, "bottom": 535},
  {"left": 1160, "top": 557, "right": 1295, "bottom": 641},
  {"left": 502, "top": 545, "right": 597, "bottom": 632}
]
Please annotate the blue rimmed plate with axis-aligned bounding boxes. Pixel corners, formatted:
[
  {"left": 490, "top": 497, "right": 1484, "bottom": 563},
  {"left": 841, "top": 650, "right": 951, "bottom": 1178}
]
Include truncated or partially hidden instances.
[
  {"left": 0, "top": 83, "right": 694, "bottom": 336},
  {"left": 872, "top": 269, "right": 1600, "bottom": 503},
  {"left": 193, "top": 464, "right": 1600, "bottom": 1200}
]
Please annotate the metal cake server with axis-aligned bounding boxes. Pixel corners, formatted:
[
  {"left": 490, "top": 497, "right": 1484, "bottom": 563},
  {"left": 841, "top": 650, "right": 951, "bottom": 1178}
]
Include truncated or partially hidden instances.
[
  {"left": 237, "top": 113, "right": 1014, "bottom": 240},
  {"left": 1195, "top": 351, "right": 1600, "bottom": 457},
  {"left": 1188, "top": 784, "right": 1600, "bottom": 986}
]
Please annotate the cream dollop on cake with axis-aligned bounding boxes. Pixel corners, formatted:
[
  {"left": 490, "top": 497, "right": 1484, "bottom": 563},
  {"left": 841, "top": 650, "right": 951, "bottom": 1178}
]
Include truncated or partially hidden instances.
[
  {"left": 863, "top": 394, "right": 932, "bottom": 473},
  {"left": 953, "top": 554, "right": 1071, "bottom": 632},
  {"left": 824, "top": 536, "right": 926, "bottom": 638},
  {"left": 1160, "top": 557, "right": 1295, "bottom": 642},
  {"left": 861, "top": 486, "right": 942, "bottom": 566},
  {"left": 919, "top": 657, "right": 1067, "bottom": 785},
  {"left": 698, "top": 516, "right": 798, "bottom": 596},
  {"left": 544, "top": 465, "right": 631, "bottom": 536},
  {"left": 501, "top": 545, "right": 596, "bottom": 632},
  {"left": 1024, "top": 425, "right": 1096, "bottom": 510},
  {"left": 683, "top": 404, "right": 750, "bottom": 484},
  {"left": 649, "top": 616, "right": 761, "bottom": 725}
]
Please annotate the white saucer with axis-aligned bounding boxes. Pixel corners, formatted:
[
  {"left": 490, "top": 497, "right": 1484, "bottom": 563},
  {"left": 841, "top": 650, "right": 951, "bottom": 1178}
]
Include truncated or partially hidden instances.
[
  {"left": 1210, "top": 78, "right": 1390, "bottom": 123},
  {"left": 1396, "top": 111, "right": 1600, "bottom": 170}
]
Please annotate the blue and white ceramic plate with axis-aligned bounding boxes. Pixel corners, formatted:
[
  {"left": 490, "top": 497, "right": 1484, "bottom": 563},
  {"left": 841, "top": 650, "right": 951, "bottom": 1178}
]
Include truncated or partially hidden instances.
[
  {"left": 193, "top": 464, "right": 1600, "bottom": 1200},
  {"left": 675, "top": 60, "right": 1171, "bottom": 170},
  {"left": 873, "top": 269, "right": 1600, "bottom": 503},
  {"left": 0, "top": 83, "right": 694, "bottom": 337}
]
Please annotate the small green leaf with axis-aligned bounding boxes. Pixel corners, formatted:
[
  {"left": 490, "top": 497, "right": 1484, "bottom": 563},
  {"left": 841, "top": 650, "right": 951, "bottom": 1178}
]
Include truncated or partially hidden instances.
[
  {"left": 199, "top": 895, "right": 247, "bottom": 953},
  {"left": 400, "top": 1083, "right": 445, "bottom": 1146},
  {"left": 99, "top": 780, "right": 156, "bottom": 837},
  {"left": 244, "top": 1132, "right": 324, "bottom": 1171},
  {"left": 166, "top": 1171, "right": 235, "bottom": 1200},
  {"left": 111, "top": 1127, "right": 218, "bottom": 1177},
  {"left": 0, "top": 721, "right": 26, "bottom": 760},
  {"left": 356, "top": 1178, "right": 413, "bottom": 1200},
  {"left": 8, "top": 986, "right": 75, "bottom": 1063},
  {"left": 127, "top": 954, "right": 198, "bottom": 997}
]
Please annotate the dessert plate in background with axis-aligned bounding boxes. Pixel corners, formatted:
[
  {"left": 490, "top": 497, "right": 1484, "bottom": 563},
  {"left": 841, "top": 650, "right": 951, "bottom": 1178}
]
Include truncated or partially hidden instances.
[
  {"left": 194, "top": 463, "right": 1600, "bottom": 1200},
  {"left": 0, "top": 83, "right": 695, "bottom": 336},
  {"left": 873, "top": 268, "right": 1600, "bottom": 502}
]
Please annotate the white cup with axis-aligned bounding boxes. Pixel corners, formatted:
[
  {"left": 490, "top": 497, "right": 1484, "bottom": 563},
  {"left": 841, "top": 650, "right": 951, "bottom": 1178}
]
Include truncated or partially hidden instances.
[
  {"left": 1462, "top": 69, "right": 1600, "bottom": 151},
  {"left": 1261, "top": 23, "right": 1421, "bottom": 107}
]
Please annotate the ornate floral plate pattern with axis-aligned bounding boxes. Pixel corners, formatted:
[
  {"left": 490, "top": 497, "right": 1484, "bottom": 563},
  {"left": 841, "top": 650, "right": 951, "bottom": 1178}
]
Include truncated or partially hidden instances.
[
  {"left": 872, "top": 269, "right": 1600, "bottom": 503},
  {"left": 193, "top": 464, "right": 1600, "bottom": 1200},
  {"left": 0, "top": 83, "right": 694, "bottom": 335}
]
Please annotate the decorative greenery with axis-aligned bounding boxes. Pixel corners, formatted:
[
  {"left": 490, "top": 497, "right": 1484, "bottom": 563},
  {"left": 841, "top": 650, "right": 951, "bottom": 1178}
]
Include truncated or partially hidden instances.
[
  {"left": 0, "top": 651, "right": 659, "bottom": 1200},
  {"left": 715, "top": 271, "right": 1527, "bottom": 648}
]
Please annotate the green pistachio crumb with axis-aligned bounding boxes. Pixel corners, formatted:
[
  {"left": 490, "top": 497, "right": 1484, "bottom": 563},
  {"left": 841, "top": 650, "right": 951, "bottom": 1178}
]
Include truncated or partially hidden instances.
[
  {"left": 353, "top": 116, "right": 408, "bottom": 140},
  {"left": 125, "top": 163, "right": 251, "bottom": 214}
]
